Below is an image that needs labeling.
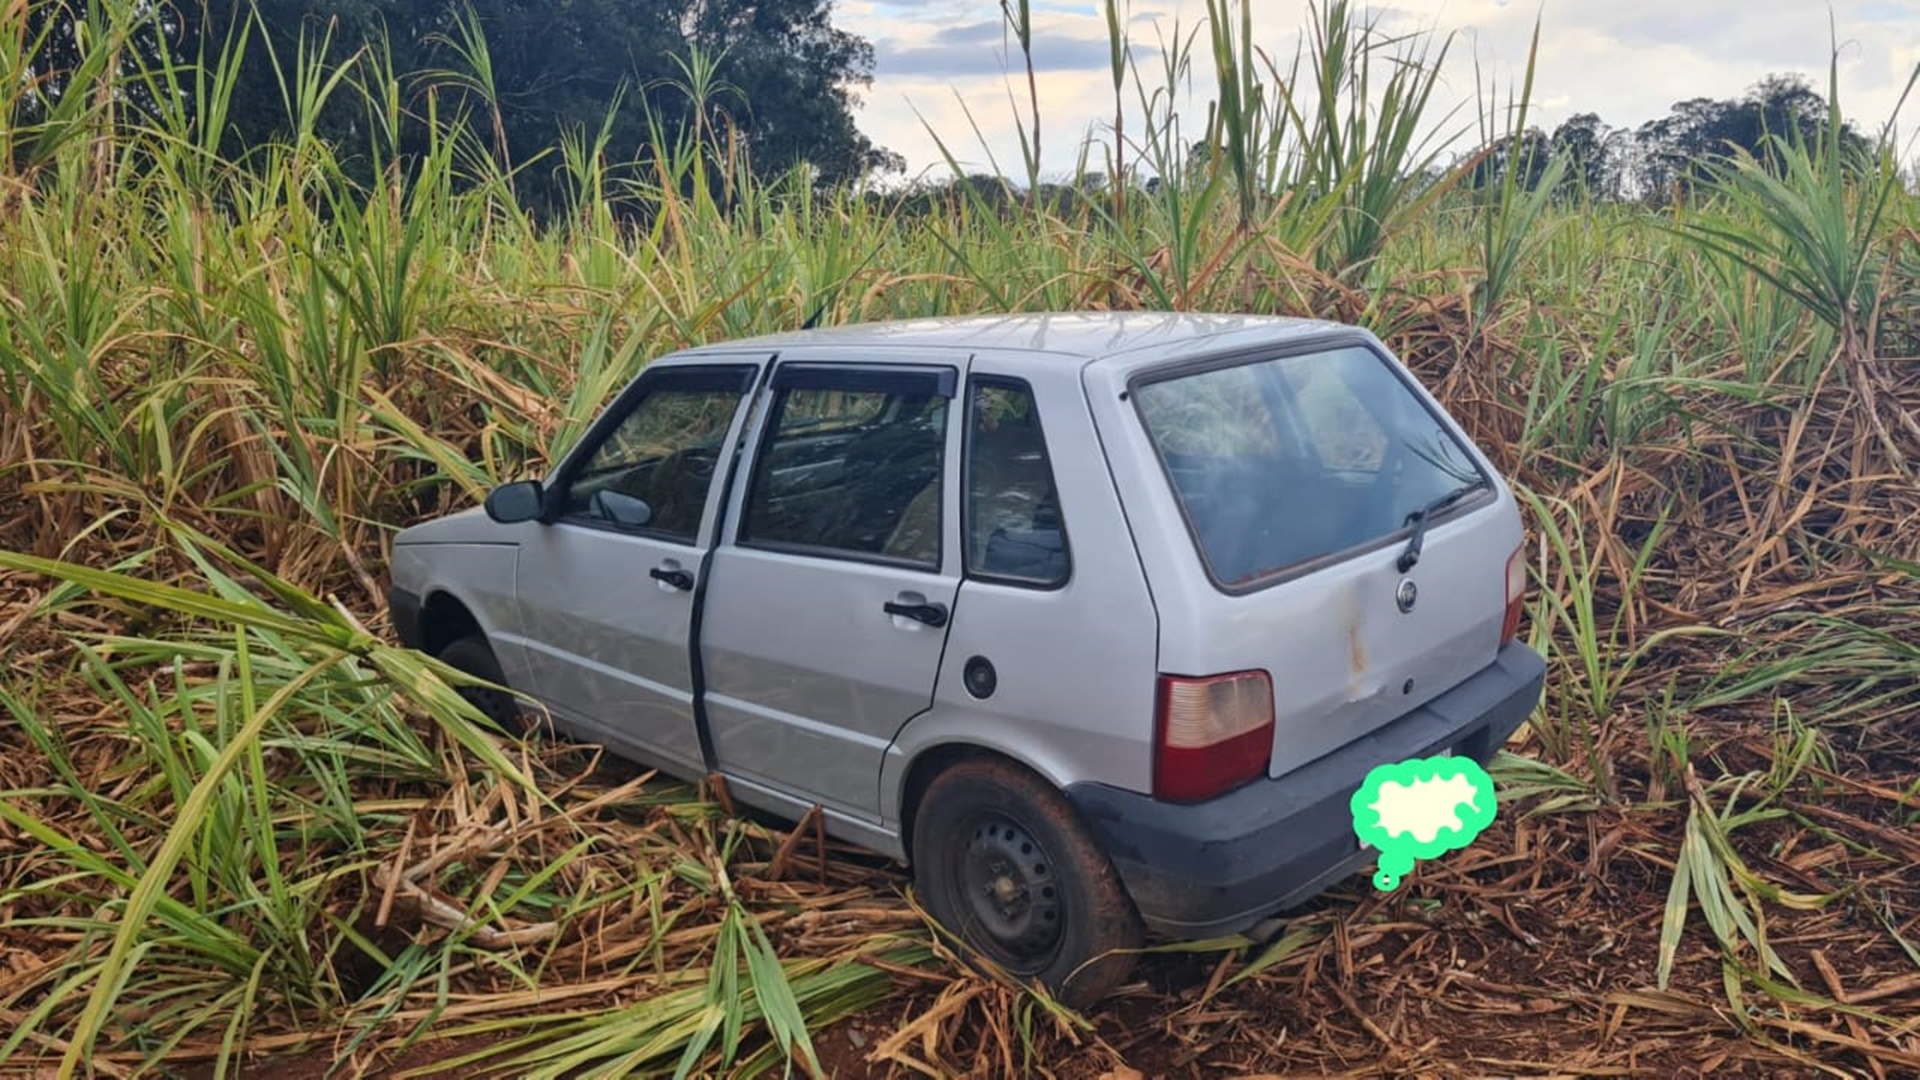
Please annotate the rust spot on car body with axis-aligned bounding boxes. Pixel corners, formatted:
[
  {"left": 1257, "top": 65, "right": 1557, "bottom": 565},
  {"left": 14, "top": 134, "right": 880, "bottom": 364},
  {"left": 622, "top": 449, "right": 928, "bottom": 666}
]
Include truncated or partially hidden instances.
[{"left": 1345, "top": 584, "right": 1368, "bottom": 702}]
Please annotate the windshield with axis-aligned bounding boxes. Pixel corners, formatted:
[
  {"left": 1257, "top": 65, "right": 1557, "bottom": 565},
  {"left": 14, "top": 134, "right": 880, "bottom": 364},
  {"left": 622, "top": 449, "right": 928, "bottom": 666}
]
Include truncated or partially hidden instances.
[{"left": 1132, "top": 342, "right": 1489, "bottom": 589}]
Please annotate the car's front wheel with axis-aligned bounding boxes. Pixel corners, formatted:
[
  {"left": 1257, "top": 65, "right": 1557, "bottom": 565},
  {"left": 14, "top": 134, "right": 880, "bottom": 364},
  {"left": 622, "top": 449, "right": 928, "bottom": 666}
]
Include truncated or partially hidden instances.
[
  {"left": 434, "top": 633, "right": 526, "bottom": 735},
  {"left": 910, "top": 756, "right": 1143, "bottom": 1008}
]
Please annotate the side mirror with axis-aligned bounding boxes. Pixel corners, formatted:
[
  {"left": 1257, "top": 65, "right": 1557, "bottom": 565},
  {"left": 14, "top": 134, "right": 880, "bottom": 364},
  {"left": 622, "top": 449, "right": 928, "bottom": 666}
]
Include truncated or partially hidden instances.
[{"left": 484, "top": 480, "right": 547, "bottom": 524}]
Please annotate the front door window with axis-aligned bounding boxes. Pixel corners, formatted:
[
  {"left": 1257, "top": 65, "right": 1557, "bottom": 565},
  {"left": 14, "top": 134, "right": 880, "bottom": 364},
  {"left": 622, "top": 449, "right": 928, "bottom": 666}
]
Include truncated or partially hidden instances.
[{"left": 559, "top": 381, "right": 746, "bottom": 541}]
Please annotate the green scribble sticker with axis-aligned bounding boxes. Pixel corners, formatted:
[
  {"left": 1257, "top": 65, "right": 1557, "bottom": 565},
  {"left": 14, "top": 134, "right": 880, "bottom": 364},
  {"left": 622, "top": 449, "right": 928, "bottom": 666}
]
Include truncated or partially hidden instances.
[{"left": 1350, "top": 755, "right": 1497, "bottom": 891}]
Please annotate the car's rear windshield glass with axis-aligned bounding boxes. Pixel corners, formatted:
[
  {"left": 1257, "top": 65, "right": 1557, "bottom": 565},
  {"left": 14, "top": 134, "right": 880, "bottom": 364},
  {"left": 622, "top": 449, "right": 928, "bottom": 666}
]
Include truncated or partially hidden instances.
[{"left": 1132, "top": 342, "right": 1490, "bottom": 588}]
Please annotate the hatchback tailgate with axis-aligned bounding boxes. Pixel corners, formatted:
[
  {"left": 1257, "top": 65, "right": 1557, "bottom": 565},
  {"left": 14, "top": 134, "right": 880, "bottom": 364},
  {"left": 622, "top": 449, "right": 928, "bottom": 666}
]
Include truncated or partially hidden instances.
[
  {"left": 1103, "top": 333, "right": 1525, "bottom": 781},
  {"left": 1253, "top": 502, "right": 1512, "bottom": 778}
]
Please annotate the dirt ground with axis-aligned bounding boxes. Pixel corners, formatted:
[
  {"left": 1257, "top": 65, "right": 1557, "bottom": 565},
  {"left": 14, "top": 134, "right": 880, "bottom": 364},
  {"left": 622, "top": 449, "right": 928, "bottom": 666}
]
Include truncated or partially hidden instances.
[
  {"left": 12, "top": 616, "right": 1912, "bottom": 1080},
  {"left": 155, "top": 756, "right": 1920, "bottom": 1080}
]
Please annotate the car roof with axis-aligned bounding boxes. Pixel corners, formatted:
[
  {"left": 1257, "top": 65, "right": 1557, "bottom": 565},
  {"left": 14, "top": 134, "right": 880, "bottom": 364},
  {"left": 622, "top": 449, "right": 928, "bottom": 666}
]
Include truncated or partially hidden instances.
[{"left": 670, "top": 311, "right": 1358, "bottom": 363}]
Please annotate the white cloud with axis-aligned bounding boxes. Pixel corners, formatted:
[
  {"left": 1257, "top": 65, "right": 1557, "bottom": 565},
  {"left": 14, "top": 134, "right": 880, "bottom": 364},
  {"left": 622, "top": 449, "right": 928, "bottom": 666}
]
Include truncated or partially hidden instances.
[{"left": 833, "top": 0, "right": 1920, "bottom": 181}]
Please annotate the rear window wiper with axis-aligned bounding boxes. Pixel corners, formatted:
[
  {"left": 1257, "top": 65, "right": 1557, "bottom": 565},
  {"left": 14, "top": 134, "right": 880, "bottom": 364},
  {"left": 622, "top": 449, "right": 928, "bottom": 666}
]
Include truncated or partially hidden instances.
[{"left": 1396, "top": 482, "right": 1486, "bottom": 573}]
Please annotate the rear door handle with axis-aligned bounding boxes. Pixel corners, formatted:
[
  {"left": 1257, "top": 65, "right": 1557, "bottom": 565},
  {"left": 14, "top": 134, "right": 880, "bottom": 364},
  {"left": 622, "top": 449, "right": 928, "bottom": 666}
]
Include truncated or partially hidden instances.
[
  {"left": 884, "top": 600, "right": 948, "bottom": 628},
  {"left": 650, "top": 566, "right": 695, "bottom": 591}
]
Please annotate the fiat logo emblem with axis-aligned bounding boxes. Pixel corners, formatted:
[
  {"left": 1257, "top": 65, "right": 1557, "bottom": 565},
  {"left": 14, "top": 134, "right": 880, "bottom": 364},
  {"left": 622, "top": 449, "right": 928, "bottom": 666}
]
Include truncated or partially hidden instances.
[{"left": 1396, "top": 579, "right": 1418, "bottom": 613}]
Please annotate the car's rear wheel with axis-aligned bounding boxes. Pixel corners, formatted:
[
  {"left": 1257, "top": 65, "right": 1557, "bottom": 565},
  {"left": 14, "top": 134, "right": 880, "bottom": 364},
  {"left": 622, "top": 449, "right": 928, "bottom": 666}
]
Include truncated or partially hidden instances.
[
  {"left": 911, "top": 756, "right": 1143, "bottom": 1008},
  {"left": 435, "top": 633, "right": 525, "bottom": 734}
]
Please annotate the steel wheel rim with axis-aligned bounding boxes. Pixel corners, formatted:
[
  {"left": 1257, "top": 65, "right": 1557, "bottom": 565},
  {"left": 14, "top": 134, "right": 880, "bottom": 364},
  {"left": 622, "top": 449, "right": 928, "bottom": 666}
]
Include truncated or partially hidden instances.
[
  {"left": 950, "top": 811, "right": 1065, "bottom": 971},
  {"left": 458, "top": 684, "right": 516, "bottom": 726}
]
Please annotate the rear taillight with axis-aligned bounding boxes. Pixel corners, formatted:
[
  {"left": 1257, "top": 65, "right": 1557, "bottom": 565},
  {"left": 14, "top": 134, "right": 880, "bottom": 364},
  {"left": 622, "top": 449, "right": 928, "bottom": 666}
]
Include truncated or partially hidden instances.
[
  {"left": 1502, "top": 544, "right": 1526, "bottom": 643},
  {"left": 1152, "top": 670, "right": 1274, "bottom": 804}
]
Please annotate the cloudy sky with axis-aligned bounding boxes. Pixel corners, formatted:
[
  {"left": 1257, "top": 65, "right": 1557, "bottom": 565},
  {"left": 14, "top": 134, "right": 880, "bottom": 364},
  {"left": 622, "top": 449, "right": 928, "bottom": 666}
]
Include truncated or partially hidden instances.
[{"left": 832, "top": 1, "right": 1920, "bottom": 182}]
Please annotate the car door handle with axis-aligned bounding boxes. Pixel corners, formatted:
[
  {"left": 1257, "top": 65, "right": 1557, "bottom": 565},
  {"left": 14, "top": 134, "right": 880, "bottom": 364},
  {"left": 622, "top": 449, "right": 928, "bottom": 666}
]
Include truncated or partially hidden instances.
[
  {"left": 650, "top": 566, "right": 695, "bottom": 591},
  {"left": 884, "top": 600, "right": 948, "bottom": 628}
]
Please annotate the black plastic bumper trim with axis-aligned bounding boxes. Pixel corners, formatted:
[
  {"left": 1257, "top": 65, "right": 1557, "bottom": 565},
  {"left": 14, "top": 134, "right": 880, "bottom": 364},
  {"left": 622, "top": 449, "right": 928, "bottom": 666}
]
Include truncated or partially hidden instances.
[{"left": 1065, "top": 642, "right": 1547, "bottom": 939}]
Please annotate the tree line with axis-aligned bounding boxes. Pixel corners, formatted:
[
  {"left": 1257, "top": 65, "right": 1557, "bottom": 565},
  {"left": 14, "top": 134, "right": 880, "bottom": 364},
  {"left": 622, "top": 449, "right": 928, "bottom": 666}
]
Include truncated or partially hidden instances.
[
  {"left": 1469, "top": 73, "right": 1876, "bottom": 202},
  {"left": 863, "top": 72, "right": 1883, "bottom": 220},
  {"left": 11, "top": 0, "right": 904, "bottom": 213}
]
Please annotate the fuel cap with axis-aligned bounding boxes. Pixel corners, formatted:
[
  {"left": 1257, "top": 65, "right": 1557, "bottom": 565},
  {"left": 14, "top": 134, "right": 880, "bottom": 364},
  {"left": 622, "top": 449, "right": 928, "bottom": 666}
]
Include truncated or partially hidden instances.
[{"left": 963, "top": 656, "right": 997, "bottom": 699}]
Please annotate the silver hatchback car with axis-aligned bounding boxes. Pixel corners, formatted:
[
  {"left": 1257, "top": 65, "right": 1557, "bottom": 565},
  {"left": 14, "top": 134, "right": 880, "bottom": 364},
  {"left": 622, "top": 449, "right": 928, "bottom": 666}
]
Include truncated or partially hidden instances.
[{"left": 386, "top": 312, "right": 1546, "bottom": 1005}]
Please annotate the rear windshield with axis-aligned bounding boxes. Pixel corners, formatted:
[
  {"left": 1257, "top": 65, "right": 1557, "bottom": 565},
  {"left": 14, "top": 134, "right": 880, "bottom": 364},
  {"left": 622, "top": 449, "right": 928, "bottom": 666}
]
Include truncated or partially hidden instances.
[{"left": 1132, "top": 342, "right": 1490, "bottom": 588}]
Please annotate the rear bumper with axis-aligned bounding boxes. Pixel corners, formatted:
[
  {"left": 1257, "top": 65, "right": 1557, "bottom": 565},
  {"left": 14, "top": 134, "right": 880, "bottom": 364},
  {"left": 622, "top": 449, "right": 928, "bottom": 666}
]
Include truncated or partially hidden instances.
[{"left": 1064, "top": 641, "right": 1546, "bottom": 939}]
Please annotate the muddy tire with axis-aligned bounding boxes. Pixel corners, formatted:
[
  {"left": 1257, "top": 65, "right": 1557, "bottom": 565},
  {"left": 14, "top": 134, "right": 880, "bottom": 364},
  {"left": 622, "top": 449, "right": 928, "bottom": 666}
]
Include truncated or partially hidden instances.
[
  {"left": 435, "top": 633, "right": 525, "bottom": 734},
  {"left": 911, "top": 756, "right": 1143, "bottom": 1009}
]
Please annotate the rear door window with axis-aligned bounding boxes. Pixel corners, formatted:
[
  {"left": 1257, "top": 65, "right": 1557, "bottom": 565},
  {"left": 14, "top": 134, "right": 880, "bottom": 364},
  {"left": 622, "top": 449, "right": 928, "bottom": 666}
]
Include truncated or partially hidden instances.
[
  {"left": 965, "top": 378, "right": 1069, "bottom": 587},
  {"left": 739, "top": 368, "right": 951, "bottom": 569},
  {"left": 1132, "top": 343, "right": 1488, "bottom": 588}
]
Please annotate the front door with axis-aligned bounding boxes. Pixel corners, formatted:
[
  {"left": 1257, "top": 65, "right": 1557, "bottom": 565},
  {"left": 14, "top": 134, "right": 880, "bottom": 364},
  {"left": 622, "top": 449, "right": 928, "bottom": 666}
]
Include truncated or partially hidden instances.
[
  {"left": 513, "top": 359, "right": 765, "bottom": 777},
  {"left": 699, "top": 357, "right": 963, "bottom": 821}
]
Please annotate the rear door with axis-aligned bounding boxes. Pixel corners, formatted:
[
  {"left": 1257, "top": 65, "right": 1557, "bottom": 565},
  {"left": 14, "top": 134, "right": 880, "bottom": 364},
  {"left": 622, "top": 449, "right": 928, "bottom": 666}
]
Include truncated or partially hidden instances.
[
  {"left": 699, "top": 354, "right": 964, "bottom": 822},
  {"left": 512, "top": 357, "right": 766, "bottom": 777}
]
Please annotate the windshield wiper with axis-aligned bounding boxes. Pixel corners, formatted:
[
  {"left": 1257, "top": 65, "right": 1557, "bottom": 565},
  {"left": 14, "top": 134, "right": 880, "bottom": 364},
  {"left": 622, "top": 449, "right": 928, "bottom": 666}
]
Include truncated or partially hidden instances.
[{"left": 1396, "top": 482, "right": 1485, "bottom": 573}]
